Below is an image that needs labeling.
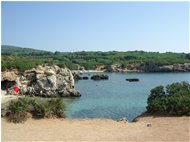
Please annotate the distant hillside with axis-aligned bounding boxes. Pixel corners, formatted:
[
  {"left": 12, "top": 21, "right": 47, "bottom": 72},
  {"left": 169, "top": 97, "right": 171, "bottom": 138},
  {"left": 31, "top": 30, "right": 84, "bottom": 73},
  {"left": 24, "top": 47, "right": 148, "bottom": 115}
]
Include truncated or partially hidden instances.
[
  {"left": 1, "top": 45, "right": 53, "bottom": 56},
  {"left": 1, "top": 45, "right": 190, "bottom": 72}
]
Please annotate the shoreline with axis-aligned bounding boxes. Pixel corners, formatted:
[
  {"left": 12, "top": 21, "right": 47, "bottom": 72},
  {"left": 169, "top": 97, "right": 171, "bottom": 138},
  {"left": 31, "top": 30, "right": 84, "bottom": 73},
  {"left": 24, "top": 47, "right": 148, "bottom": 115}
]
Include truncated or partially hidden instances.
[
  {"left": 1, "top": 92, "right": 190, "bottom": 141},
  {"left": 72, "top": 70, "right": 105, "bottom": 73},
  {"left": 72, "top": 69, "right": 190, "bottom": 74}
]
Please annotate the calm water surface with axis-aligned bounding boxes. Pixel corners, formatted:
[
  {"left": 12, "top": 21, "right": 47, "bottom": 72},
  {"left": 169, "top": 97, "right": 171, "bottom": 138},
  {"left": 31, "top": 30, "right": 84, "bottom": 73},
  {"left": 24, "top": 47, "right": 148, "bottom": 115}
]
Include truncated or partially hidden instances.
[{"left": 63, "top": 73, "right": 190, "bottom": 121}]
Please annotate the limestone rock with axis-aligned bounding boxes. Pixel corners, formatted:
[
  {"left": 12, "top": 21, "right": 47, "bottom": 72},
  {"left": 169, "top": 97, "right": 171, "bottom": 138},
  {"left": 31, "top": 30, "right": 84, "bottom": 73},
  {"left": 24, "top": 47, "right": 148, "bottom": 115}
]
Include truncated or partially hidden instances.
[
  {"left": 91, "top": 74, "right": 109, "bottom": 80},
  {"left": 1, "top": 69, "right": 19, "bottom": 82},
  {"left": 2, "top": 65, "right": 81, "bottom": 97}
]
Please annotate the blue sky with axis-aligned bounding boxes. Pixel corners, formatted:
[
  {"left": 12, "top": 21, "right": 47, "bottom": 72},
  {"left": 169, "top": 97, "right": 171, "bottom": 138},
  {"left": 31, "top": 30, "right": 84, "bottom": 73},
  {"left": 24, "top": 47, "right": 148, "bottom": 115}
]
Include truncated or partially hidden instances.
[{"left": 1, "top": 1, "right": 189, "bottom": 52}]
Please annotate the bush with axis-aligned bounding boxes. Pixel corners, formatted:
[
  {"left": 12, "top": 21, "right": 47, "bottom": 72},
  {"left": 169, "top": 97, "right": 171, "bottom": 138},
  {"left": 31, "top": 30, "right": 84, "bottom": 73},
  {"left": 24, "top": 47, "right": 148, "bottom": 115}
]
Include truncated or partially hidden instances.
[
  {"left": 5, "top": 98, "right": 66, "bottom": 123},
  {"left": 32, "top": 101, "right": 50, "bottom": 118},
  {"left": 32, "top": 98, "right": 65, "bottom": 118},
  {"left": 6, "top": 98, "right": 31, "bottom": 123},
  {"left": 48, "top": 99, "right": 66, "bottom": 117},
  {"left": 147, "top": 82, "right": 190, "bottom": 116}
]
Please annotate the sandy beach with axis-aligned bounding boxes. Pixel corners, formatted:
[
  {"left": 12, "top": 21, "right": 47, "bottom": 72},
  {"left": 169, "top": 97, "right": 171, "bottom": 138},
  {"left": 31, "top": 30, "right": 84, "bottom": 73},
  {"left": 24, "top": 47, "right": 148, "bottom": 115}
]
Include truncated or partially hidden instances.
[
  {"left": 2, "top": 116, "right": 190, "bottom": 142},
  {"left": 1, "top": 88, "right": 190, "bottom": 142}
]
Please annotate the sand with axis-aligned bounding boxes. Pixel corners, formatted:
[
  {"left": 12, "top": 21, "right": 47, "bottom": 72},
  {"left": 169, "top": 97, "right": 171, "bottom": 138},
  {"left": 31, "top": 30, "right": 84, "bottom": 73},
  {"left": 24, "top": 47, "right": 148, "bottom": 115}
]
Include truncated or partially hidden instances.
[
  {"left": 2, "top": 116, "right": 190, "bottom": 142},
  {"left": 1, "top": 91, "right": 190, "bottom": 141}
]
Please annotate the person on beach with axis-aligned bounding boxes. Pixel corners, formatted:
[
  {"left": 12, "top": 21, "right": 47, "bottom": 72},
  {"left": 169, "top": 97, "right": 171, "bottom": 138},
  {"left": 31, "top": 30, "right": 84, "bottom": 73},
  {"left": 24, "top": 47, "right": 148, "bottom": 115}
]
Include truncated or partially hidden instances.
[{"left": 13, "top": 86, "right": 19, "bottom": 95}]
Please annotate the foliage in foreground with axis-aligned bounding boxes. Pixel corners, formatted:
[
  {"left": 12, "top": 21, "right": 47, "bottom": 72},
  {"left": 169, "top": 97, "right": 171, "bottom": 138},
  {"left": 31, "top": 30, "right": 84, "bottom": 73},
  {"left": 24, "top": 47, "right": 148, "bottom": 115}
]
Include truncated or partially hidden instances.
[
  {"left": 147, "top": 82, "right": 190, "bottom": 116},
  {"left": 32, "top": 98, "right": 66, "bottom": 118},
  {"left": 6, "top": 98, "right": 66, "bottom": 123}
]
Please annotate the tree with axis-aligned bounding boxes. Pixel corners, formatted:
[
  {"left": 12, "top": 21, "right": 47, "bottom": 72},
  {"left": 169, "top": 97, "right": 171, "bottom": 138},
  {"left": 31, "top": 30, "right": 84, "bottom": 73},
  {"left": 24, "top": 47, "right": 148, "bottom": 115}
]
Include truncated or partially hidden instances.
[{"left": 146, "top": 82, "right": 190, "bottom": 116}]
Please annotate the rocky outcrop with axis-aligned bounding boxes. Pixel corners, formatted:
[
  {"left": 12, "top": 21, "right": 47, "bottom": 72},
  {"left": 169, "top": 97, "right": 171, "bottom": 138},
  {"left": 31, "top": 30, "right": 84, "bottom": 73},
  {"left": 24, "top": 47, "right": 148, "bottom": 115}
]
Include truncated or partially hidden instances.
[
  {"left": 95, "top": 64, "right": 106, "bottom": 71},
  {"left": 106, "top": 64, "right": 142, "bottom": 72},
  {"left": 82, "top": 76, "right": 89, "bottom": 80},
  {"left": 1, "top": 65, "right": 81, "bottom": 97},
  {"left": 1, "top": 69, "right": 19, "bottom": 90},
  {"left": 136, "top": 63, "right": 190, "bottom": 72},
  {"left": 106, "top": 63, "right": 190, "bottom": 72},
  {"left": 107, "top": 64, "right": 126, "bottom": 72},
  {"left": 72, "top": 73, "right": 89, "bottom": 80},
  {"left": 134, "top": 62, "right": 159, "bottom": 72},
  {"left": 73, "top": 73, "right": 83, "bottom": 80},
  {"left": 126, "top": 78, "right": 139, "bottom": 82},
  {"left": 1, "top": 69, "right": 20, "bottom": 82},
  {"left": 91, "top": 74, "right": 109, "bottom": 80}
]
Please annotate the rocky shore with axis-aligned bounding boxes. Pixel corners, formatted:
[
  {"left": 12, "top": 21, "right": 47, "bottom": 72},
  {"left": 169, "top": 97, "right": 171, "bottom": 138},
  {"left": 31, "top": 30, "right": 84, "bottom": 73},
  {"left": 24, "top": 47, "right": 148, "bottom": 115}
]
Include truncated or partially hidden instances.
[
  {"left": 1, "top": 65, "right": 81, "bottom": 97},
  {"left": 106, "top": 63, "right": 190, "bottom": 72},
  {"left": 71, "top": 63, "right": 190, "bottom": 73},
  {"left": 2, "top": 63, "right": 190, "bottom": 95}
]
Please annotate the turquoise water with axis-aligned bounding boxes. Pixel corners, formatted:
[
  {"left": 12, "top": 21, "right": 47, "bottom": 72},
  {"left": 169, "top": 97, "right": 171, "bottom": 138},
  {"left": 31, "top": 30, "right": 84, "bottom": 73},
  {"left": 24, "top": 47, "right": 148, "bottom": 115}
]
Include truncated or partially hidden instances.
[{"left": 63, "top": 73, "right": 190, "bottom": 121}]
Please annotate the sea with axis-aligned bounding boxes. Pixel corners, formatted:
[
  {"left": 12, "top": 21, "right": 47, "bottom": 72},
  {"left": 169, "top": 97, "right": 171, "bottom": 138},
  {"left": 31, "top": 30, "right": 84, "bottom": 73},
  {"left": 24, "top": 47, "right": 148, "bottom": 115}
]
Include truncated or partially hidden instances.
[{"left": 63, "top": 72, "right": 190, "bottom": 121}]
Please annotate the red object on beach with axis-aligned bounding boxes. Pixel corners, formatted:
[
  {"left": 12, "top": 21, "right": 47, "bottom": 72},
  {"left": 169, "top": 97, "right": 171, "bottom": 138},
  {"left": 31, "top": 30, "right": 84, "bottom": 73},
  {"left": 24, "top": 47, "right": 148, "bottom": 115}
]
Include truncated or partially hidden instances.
[{"left": 13, "top": 86, "right": 19, "bottom": 94}]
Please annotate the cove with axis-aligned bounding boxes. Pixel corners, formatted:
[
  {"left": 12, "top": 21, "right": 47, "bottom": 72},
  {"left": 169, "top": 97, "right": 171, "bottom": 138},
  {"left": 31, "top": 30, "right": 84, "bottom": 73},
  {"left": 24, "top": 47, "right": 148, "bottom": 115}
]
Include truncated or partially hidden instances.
[{"left": 63, "top": 72, "right": 190, "bottom": 121}]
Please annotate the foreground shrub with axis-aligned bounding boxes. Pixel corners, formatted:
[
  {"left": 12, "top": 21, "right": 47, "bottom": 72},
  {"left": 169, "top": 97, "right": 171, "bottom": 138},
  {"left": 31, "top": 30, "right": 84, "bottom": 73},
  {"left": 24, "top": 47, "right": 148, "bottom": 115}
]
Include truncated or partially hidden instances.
[
  {"left": 32, "top": 98, "right": 66, "bottom": 118},
  {"left": 6, "top": 98, "right": 31, "bottom": 123},
  {"left": 48, "top": 99, "right": 66, "bottom": 118},
  {"left": 147, "top": 81, "right": 190, "bottom": 116},
  {"left": 5, "top": 97, "right": 66, "bottom": 123}
]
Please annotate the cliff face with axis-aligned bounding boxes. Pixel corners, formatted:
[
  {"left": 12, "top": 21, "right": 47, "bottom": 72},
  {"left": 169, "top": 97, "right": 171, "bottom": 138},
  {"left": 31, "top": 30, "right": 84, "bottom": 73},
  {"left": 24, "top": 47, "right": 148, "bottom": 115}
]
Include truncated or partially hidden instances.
[
  {"left": 1, "top": 65, "right": 81, "bottom": 97},
  {"left": 135, "top": 63, "right": 190, "bottom": 72},
  {"left": 106, "top": 63, "right": 190, "bottom": 72}
]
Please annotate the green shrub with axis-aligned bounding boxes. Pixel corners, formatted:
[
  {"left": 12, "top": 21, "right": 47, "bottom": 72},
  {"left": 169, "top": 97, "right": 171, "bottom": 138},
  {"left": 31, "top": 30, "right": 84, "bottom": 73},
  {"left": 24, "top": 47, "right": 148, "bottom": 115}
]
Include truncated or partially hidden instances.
[
  {"left": 6, "top": 98, "right": 31, "bottom": 123},
  {"left": 48, "top": 99, "right": 66, "bottom": 118},
  {"left": 32, "top": 98, "right": 66, "bottom": 118},
  {"left": 147, "top": 82, "right": 190, "bottom": 116},
  {"left": 5, "top": 98, "right": 66, "bottom": 123},
  {"left": 32, "top": 101, "right": 50, "bottom": 118}
]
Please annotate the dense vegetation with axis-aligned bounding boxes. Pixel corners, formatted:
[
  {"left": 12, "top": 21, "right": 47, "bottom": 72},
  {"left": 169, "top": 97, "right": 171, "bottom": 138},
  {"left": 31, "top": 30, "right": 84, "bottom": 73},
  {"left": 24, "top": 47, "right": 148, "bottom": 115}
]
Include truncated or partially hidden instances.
[
  {"left": 2, "top": 45, "right": 190, "bottom": 71},
  {"left": 6, "top": 98, "right": 66, "bottom": 123},
  {"left": 147, "top": 82, "right": 190, "bottom": 116}
]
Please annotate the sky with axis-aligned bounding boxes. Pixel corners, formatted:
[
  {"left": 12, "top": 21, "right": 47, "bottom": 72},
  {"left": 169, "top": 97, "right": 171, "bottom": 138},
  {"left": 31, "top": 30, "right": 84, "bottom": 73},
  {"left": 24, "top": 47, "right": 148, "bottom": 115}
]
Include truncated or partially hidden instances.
[{"left": 1, "top": 1, "right": 190, "bottom": 53}]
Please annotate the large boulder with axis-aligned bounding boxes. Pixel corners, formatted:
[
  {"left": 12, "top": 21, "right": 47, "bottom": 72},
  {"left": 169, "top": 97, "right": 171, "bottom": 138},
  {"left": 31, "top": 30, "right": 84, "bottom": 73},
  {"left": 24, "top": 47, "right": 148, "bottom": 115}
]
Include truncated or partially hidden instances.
[
  {"left": 1, "top": 69, "right": 19, "bottom": 90},
  {"left": 91, "top": 74, "right": 109, "bottom": 80},
  {"left": 126, "top": 78, "right": 139, "bottom": 82},
  {"left": 2, "top": 65, "right": 81, "bottom": 97},
  {"left": 1, "top": 69, "right": 19, "bottom": 82},
  {"left": 106, "top": 64, "right": 123, "bottom": 72}
]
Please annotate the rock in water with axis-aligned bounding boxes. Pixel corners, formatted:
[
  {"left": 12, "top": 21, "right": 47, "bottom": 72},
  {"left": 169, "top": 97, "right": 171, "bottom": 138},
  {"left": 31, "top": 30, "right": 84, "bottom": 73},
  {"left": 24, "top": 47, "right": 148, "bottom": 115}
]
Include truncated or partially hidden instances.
[
  {"left": 82, "top": 76, "right": 89, "bottom": 80},
  {"left": 73, "top": 74, "right": 83, "bottom": 80},
  {"left": 2, "top": 65, "right": 81, "bottom": 97},
  {"left": 91, "top": 74, "right": 109, "bottom": 80},
  {"left": 126, "top": 78, "right": 139, "bottom": 82},
  {"left": 72, "top": 72, "right": 88, "bottom": 80}
]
